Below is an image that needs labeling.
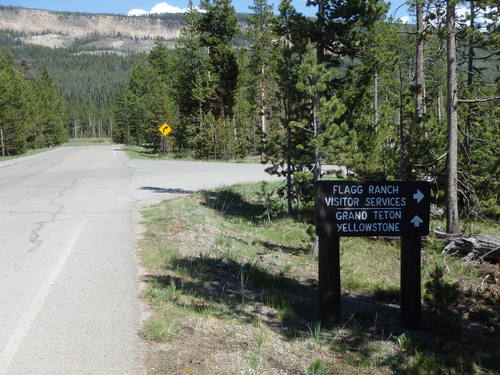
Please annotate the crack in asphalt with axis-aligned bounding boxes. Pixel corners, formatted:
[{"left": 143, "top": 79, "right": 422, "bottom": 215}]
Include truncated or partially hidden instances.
[{"left": 27, "top": 177, "right": 79, "bottom": 253}]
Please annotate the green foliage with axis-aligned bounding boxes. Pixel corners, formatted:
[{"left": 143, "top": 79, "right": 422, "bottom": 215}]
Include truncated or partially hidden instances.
[
  {"left": 0, "top": 52, "right": 28, "bottom": 155},
  {"left": 424, "top": 265, "right": 460, "bottom": 316},
  {"left": 307, "top": 358, "right": 329, "bottom": 375},
  {"left": 256, "top": 181, "right": 285, "bottom": 221},
  {"left": 30, "top": 68, "right": 68, "bottom": 146},
  {"left": 0, "top": 52, "right": 67, "bottom": 155},
  {"left": 197, "top": 0, "right": 239, "bottom": 119},
  {"left": 113, "top": 58, "right": 179, "bottom": 148},
  {"left": 0, "top": 29, "right": 141, "bottom": 139},
  {"left": 110, "top": 0, "right": 498, "bottom": 219}
]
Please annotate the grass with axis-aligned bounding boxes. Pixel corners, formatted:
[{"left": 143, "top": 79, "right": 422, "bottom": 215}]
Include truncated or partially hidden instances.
[
  {"left": 123, "top": 145, "right": 261, "bottom": 163},
  {"left": 64, "top": 138, "right": 113, "bottom": 146},
  {"left": 0, "top": 138, "right": 116, "bottom": 163},
  {"left": 0, "top": 146, "right": 55, "bottom": 162},
  {"left": 138, "top": 181, "right": 500, "bottom": 375}
]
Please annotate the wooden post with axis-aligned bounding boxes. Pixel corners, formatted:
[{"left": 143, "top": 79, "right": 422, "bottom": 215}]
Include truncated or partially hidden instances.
[
  {"left": 319, "top": 236, "right": 341, "bottom": 328},
  {"left": 401, "top": 236, "right": 422, "bottom": 330}
]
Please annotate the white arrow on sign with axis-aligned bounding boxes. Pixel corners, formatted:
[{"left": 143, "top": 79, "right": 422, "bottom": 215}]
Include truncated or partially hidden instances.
[
  {"left": 411, "top": 215, "right": 424, "bottom": 227},
  {"left": 413, "top": 189, "right": 424, "bottom": 203}
]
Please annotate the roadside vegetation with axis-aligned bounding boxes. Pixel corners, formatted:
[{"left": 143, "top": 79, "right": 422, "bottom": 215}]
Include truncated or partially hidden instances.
[
  {"left": 124, "top": 145, "right": 259, "bottom": 163},
  {"left": 0, "top": 146, "right": 54, "bottom": 162},
  {"left": 112, "top": 0, "right": 499, "bottom": 230},
  {"left": 64, "top": 138, "right": 113, "bottom": 146},
  {"left": 0, "top": 138, "right": 115, "bottom": 163},
  {"left": 139, "top": 181, "right": 499, "bottom": 375}
]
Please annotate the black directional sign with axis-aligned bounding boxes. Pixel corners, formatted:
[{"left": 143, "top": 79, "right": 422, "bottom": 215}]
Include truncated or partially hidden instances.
[{"left": 315, "top": 181, "right": 431, "bottom": 237}]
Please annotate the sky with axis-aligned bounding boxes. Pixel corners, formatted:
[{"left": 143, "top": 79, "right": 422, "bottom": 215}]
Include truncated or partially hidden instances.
[{"left": 0, "top": 0, "right": 411, "bottom": 19}]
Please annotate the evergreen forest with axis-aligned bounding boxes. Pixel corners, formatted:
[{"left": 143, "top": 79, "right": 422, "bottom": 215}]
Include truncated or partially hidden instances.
[
  {"left": 0, "top": 0, "right": 498, "bottom": 233},
  {"left": 112, "top": 0, "right": 499, "bottom": 231}
]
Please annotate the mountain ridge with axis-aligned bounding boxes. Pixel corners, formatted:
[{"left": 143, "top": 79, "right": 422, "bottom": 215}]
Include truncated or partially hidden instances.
[
  {"left": 0, "top": 6, "right": 250, "bottom": 52},
  {"left": 0, "top": 6, "right": 184, "bottom": 51}
]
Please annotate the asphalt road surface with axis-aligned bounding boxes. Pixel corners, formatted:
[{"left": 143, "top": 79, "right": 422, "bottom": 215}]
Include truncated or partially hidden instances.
[{"left": 0, "top": 146, "right": 279, "bottom": 374}]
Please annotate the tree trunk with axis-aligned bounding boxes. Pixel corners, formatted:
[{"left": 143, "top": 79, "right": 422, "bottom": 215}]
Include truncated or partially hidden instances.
[
  {"left": 465, "top": 1, "right": 476, "bottom": 161},
  {"left": 415, "top": 0, "right": 426, "bottom": 129},
  {"left": 467, "top": 2, "right": 475, "bottom": 87},
  {"left": 199, "top": 102, "right": 203, "bottom": 130},
  {"left": 73, "top": 119, "right": 78, "bottom": 139},
  {"left": 446, "top": 1, "right": 459, "bottom": 234},
  {"left": 0, "top": 128, "right": 5, "bottom": 157},
  {"left": 286, "top": 118, "right": 293, "bottom": 215},
  {"left": 260, "top": 74, "right": 267, "bottom": 161},
  {"left": 313, "top": 93, "right": 321, "bottom": 183},
  {"left": 437, "top": 87, "right": 442, "bottom": 122},
  {"left": 283, "top": 36, "right": 293, "bottom": 216},
  {"left": 98, "top": 116, "right": 102, "bottom": 138},
  {"left": 89, "top": 109, "right": 95, "bottom": 138},
  {"left": 317, "top": 0, "right": 325, "bottom": 63},
  {"left": 312, "top": 93, "right": 321, "bottom": 257},
  {"left": 312, "top": 0, "right": 326, "bottom": 257},
  {"left": 260, "top": 75, "right": 267, "bottom": 135},
  {"left": 213, "top": 132, "right": 217, "bottom": 159},
  {"left": 399, "top": 63, "right": 407, "bottom": 180},
  {"left": 374, "top": 72, "right": 379, "bottom": 129}
]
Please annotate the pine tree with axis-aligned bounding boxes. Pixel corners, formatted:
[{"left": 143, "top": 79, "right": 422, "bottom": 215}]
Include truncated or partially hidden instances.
[
  {"left": 263, "top": 0, "right": 319, "bottom": 213},
  {"left": 173, "top": 2, "right": 209, "bottom": 152},
  {"left": 114, "top": 61, "right": 178, "bottom": 149},
  {"left": 248, "top": 0, "right": 276, "bottom": 152},
  {"left": 196, "top": 0, "right": 239, "bottom": 120},
  {"left": 0, "top": 52, "right": 28, "bottom": 155},
  {"left": 33, "top": 68, "right": 68, "bottom": 146}
]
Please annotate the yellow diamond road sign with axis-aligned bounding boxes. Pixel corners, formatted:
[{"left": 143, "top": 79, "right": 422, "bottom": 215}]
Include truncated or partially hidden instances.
[{"left": 159, "top": 123, "right": 173, "bottom": 136}]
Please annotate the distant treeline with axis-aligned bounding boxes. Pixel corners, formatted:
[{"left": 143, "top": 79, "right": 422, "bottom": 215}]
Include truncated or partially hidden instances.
[{"left": 0, "top": 29, "right": 142, "bottom": 139}]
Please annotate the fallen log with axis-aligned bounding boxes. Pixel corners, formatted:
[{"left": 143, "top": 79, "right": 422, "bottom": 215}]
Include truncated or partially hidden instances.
[{"left": 439, "top": 233, "right": 500, "bottom": 262}]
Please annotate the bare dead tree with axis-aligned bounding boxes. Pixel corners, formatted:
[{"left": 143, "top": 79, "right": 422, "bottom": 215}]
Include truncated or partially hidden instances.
[
  {"left": 415, "top": 0, "right": 427, "bottom": 129},
  {"left": 446, "top": 0, "right": 459, "bottom": 234}
]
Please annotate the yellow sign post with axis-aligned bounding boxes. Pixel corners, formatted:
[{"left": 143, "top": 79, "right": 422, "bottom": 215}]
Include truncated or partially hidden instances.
[{"left": 159, "top": 123, "right": 173, "bottom": 136}]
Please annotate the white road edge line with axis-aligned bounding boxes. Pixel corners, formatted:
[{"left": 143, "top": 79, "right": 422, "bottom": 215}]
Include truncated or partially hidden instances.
[{"left": 0, "top": 218, "right": 87, "bottom": 375}]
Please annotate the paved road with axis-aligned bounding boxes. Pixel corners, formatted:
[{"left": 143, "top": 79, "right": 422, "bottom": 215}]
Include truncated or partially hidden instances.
[{"left": 0, "top": 146, "right": 278, "bottom": 374}]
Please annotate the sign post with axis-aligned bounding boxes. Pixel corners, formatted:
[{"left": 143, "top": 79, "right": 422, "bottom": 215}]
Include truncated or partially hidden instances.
[
  {"left": 318, "top": 236, "right": 340, "bottom": 328},
  {"left": 401, "top": 236, "right": 422, "bottom": 329},
  {"left": 315, "top": 181, "right": 431, "bottom": 330}
]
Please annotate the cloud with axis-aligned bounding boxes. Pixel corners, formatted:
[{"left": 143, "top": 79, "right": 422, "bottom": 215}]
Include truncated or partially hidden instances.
[
  {"left": 399, "top": 15, "right": 411, "bottom": 24},
  {"left": 128, "top": 2, "right": 188, "bottom": 16},
  {"left": 455, "top": 6, "right": 498, "bottom": 28},
  {"left": 426, "top": 5, "right": 498, "bottom": 30}
]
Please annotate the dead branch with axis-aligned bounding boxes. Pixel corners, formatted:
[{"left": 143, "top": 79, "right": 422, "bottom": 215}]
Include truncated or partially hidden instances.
[
  {"left": 437, "top": 233, "right": 500, "bottom": 262},
  {"left": 459, "top": 95, "right": 500, "bottom": 103},
  {"left": 414, "top": 152, "right": 447, "bottom": 167}
]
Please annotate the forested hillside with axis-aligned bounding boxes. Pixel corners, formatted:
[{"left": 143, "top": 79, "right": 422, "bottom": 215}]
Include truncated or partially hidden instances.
[
  {"left": 0, "top": 7, "right": 251, "bottom": 139},
  {"left": 0, "top": 6, "right": 183, "bottom": 42},
  {"left": 113, "top": 0, "right": 498, "bottom": 228},
  {"left": 0, "top": 30, "right": 141, "bottom": 138}
]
